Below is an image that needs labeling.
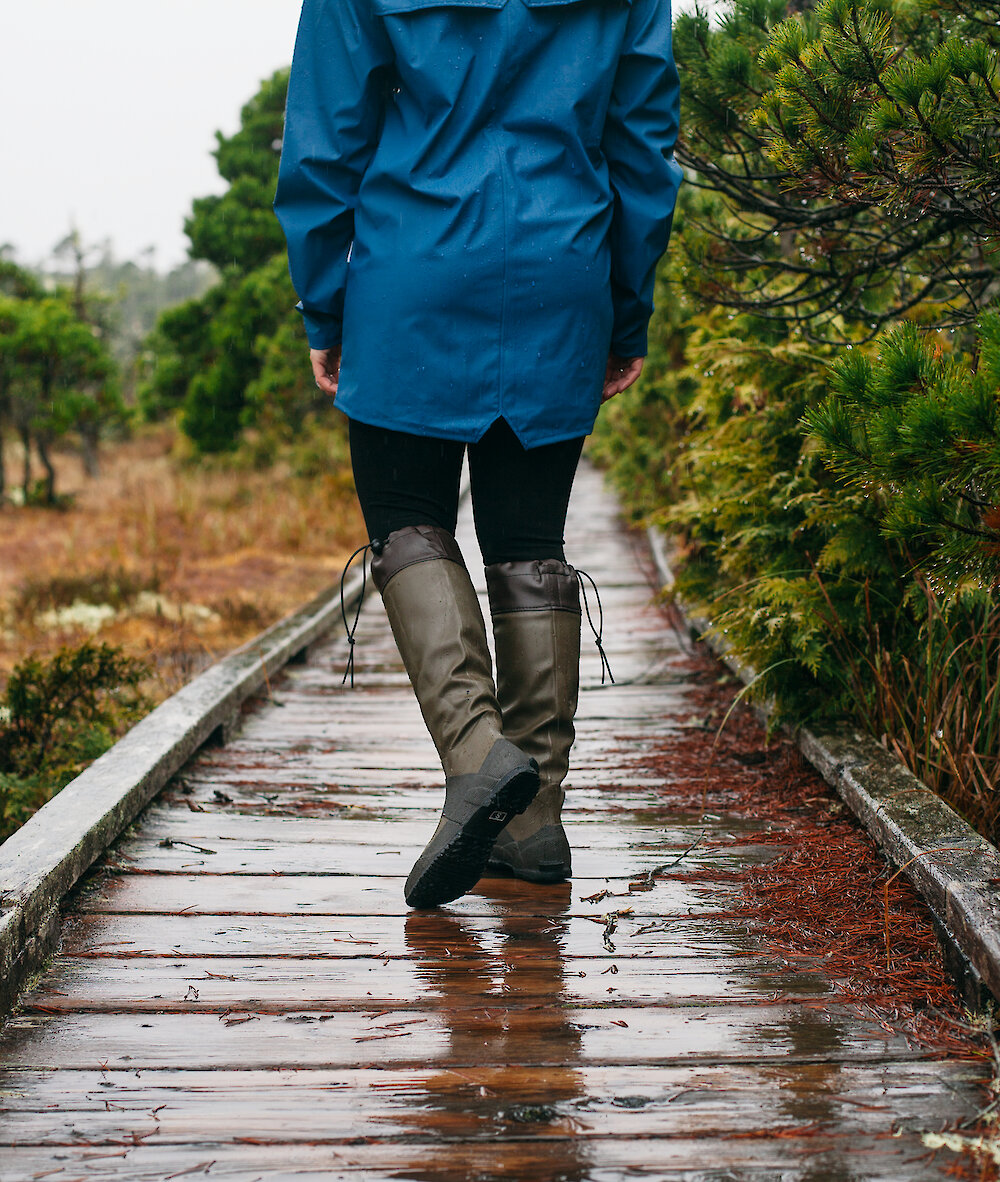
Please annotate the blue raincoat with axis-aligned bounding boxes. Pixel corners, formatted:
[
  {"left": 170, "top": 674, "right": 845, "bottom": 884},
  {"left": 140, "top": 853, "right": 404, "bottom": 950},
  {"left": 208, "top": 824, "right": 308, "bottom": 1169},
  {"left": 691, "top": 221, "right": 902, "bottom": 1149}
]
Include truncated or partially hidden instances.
[{"left": 275, "top": 0, "right": 682, "bottom": 447}]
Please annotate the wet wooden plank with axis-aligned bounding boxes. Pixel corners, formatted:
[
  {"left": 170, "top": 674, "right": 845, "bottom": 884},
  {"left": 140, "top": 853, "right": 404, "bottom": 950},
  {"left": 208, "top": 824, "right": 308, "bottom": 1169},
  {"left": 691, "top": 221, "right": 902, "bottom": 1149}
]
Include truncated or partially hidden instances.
[
  {"left": 133, "top": 808, "right": 773, "bottom": 846},
  {"left": 280, "top": 649, "right": 686, "bottom": 696},
  {"left": 0, "top": 1006, "right": 933, "bottom": 1070},
  {"left": 104, "top": 838, "right": 775, "bottom": 878},
  {"left": 57, "top": 911, "right": 760, "bottom": 960},
  {"left": 221, "top": 717, "right": 696, "bottom": 758},
  {"left": 228, "top": 685, "right": 693, "bottom": 739},
  {"left": 172, "top": 765, "right": 688, "bottom": 793},
  {"left": 162, "top": 783, "right": 725, "bottom": 813},
  {"left": 135, "top": 803, "right": 775, "bottom": 841},
  {"left": 22, "top": 955, "right": 836, "bottom": 1011},
  {"left": 0, "top": 1136, "right": 972, "bottom": 1180},
  {"left": 73, "top": 873, "right": 741, "bottom": 917},
  {"left": 0, "top": 1062, "right": 985, "bottom": 1144}
]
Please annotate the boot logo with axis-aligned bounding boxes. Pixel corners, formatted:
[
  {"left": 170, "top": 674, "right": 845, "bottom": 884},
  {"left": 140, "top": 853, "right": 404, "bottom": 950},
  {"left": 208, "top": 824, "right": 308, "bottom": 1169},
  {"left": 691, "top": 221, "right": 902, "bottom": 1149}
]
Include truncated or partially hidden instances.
[{"left": 489, "top": 810, "right": 509, "bottom": 823}]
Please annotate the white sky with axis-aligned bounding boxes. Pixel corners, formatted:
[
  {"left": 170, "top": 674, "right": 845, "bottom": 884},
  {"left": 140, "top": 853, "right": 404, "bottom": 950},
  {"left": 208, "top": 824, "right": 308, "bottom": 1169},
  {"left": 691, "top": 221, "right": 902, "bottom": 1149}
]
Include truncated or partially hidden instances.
[
  {"left": 1, "top": 0, "right": 301, "bottom": 270},
  {"left": 2, "top": 0, "right": 704, "bottom": 272}
]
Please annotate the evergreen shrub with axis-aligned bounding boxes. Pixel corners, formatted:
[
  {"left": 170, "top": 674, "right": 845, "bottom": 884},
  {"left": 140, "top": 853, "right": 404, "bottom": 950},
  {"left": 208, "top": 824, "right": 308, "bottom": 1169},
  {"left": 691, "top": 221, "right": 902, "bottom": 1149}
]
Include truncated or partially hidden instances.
[
  {"left": 0, "top": 643, "right": 150, "bottom": 843},
  {"left": 594, "top": 0, "right": 1000, "bottom": 838}
]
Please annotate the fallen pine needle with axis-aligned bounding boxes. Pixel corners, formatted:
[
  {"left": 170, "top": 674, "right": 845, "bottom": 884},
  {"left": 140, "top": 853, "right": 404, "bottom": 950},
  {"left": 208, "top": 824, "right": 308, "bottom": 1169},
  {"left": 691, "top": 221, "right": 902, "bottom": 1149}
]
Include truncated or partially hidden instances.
[{"left": 882, "top": 847, "right": 968, "bottom": 969}]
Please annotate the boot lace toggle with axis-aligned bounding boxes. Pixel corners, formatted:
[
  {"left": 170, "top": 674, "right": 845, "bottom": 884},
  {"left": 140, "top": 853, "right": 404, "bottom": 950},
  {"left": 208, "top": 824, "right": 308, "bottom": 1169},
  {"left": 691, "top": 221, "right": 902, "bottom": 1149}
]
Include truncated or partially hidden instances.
[
  {"left": 339, "top": 540, "right": 379, "bottom": 688},
  {"left": 576, "top": 568, "right": 615, "bottom": 685}
]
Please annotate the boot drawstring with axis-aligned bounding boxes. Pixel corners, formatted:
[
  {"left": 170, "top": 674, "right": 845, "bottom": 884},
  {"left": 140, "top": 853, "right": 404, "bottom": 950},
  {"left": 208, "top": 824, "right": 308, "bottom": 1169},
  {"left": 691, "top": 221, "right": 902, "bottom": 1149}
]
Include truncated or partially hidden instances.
[
  {"left": 576, "top": 568, "right": 615, "bottom": 686},
  {"left": 340, "top": 542, "right": 373, "bottom": 688}
]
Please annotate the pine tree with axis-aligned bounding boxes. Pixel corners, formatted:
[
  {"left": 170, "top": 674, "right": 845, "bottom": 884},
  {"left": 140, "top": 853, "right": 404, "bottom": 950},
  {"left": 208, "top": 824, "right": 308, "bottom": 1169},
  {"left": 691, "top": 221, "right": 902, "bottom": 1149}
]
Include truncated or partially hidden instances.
[
  {"left": 0, "top": 292, "right": 120, "bottom": 504},
  {"left": 144, "top": 70, "right": 325, "bottom": 453},
  {"left": 806, "top": 317, "right": 1000, "bottom": 584},
  {"left": 595, "top": 0, "right": 1000, "bottom": 814},
  {"left": 675, "top": 0, "right": 1000, "bottom": 338}
]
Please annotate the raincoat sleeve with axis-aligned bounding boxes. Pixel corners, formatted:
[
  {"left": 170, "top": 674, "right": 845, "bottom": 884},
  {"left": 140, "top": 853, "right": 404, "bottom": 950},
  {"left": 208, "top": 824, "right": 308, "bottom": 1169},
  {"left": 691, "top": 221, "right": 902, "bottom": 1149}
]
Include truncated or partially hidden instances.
[
  {"left": 601, "top": 0, "right": 683, "bottom": 359},
  {"left": 274, "top": 0, "right": 393, "bottom": 351}
]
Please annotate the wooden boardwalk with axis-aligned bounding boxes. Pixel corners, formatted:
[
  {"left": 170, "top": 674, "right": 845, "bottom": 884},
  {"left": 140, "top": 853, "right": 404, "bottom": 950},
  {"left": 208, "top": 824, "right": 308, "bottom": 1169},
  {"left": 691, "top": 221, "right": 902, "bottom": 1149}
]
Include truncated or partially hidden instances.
[{"left": 0, "top": 462, "right": 989, "bottom": 1180}]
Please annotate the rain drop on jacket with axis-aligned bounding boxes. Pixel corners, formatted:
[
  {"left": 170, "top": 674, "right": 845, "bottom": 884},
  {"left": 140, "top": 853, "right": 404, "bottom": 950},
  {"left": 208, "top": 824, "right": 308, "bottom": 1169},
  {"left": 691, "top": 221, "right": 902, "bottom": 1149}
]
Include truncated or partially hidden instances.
[{"left": 274, "top": 0, "right": 682, "bottom": 448}]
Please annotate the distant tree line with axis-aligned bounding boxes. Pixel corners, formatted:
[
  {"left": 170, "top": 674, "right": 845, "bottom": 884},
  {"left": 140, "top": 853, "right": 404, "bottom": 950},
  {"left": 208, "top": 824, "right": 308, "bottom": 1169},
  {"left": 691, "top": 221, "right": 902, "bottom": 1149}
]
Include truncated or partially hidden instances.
[{"left": 44, "top": 232, "right": 215, "bottom": 377}]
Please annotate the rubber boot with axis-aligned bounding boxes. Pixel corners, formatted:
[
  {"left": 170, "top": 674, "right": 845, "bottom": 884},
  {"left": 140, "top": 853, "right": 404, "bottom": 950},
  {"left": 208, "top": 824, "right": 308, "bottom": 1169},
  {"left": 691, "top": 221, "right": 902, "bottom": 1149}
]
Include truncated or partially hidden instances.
[
  {"left": 370, "top": 526, "right": 540, "bottom": 908},
  {"left": 484, "top": 559, "right": 580, "bottom": 883}
]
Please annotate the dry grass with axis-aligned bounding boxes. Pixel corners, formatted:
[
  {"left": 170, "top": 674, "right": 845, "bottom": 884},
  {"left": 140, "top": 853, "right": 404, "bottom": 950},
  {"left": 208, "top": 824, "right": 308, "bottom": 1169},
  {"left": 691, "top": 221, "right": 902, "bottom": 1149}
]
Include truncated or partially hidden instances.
[
  {"left": 809, "top": 569, "right": 1000, "bottom": 845},
  {"left": 0, "top": 425, "right": 367, "bottom": 698},
  {"left": 868, "top": 587, "right": 1000, "bottom": 845}
]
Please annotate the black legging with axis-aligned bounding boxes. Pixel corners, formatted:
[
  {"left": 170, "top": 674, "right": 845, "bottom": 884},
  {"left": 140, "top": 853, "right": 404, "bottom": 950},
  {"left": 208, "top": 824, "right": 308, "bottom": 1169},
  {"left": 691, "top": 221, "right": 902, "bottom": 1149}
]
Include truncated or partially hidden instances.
[{"left": 349, "top": 417, "right": 584, "bottom": 566}]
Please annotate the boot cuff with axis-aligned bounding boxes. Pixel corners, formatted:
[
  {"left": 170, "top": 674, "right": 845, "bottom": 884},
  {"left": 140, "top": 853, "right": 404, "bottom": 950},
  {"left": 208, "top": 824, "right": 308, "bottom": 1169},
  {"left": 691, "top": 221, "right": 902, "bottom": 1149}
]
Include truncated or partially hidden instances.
[
  {"left": 371, "top": 525, "right": 466, "bottom": 592},
  {"left": 485, "top": 560, "right": 581, "bottom": 615}
]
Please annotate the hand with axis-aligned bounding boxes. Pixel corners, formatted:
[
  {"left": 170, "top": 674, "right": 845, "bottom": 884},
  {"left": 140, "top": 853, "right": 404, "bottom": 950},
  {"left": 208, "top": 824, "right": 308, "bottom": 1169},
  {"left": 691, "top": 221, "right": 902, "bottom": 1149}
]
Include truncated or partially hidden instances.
[
  {"left": 602, "top": 353, "right": 644, "bottom": 403},
  {"left": 311, "top": 346, "right": 342, "bottom": 397}
]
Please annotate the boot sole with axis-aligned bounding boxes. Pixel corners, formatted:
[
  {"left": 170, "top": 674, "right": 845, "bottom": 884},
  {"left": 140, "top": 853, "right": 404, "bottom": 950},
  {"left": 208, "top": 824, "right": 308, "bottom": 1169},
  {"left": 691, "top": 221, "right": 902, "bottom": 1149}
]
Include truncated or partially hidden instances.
[
  {"left": 405, "top": 766, "right": 539, "bottom": 909},
  {"left": 486, "top": 858, "right": 572, "bottom": 884}
]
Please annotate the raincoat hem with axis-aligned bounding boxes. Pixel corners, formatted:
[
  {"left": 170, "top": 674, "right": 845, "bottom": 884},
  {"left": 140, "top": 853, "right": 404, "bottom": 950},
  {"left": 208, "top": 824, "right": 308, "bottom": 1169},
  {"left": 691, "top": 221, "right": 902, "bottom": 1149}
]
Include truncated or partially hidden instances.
[{"left": 340, "top": 406, "right": 595, "bottom": 451}]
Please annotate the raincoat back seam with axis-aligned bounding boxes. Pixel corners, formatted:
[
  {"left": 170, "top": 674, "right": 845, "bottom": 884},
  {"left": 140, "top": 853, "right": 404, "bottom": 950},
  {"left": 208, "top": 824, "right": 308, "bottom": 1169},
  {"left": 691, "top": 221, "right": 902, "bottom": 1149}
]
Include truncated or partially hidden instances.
[
  {"left": 496, "top": 1, "right": 514, "bottom": 424},
  {"left": 494, "top": 130, "right": 509, "bottom": 427}
]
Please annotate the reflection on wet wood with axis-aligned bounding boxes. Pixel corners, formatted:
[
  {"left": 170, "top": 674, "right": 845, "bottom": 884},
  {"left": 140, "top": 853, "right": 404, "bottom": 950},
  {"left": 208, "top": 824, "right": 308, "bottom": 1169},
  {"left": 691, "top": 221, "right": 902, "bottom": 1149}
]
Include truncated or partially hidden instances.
[
  {"left": 0, "top": 1137, "right": 979, "bottom": 1180},
  {"left": 1, "top": 1004, "right": 927, "bottom": 1071},
  {"left": 0, "top": 462, "right": 987, "bottom": 1179},
  {"left": 21, "top": 955, "right": 836, "bottom": 1011},
  {"left": 57, "top": 911, "right": 761, "bottom": 960},
  {"left": 73, "top": 872, "right": 741, "bottom": 918},
  {"left": 0, "top": 1063, "right": 983, "bottom": 1143}
]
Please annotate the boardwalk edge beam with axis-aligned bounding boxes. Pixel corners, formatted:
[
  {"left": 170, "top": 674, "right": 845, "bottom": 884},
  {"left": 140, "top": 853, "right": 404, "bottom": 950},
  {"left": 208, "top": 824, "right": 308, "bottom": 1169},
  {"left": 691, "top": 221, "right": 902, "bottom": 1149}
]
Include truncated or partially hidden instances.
[
  {"left": 647, "top": 526, "right": 1000, "bottom": 1010},
  {"left": 0, "top": 571, "right": 367, "bottom": 1015}
]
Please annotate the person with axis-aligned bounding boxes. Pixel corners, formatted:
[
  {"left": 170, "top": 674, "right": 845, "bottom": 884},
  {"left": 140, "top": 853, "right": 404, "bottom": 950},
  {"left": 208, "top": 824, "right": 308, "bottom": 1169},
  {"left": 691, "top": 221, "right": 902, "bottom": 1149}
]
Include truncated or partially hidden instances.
[{"left": 274, "top": 0, "right": 682, "bottom": 909}]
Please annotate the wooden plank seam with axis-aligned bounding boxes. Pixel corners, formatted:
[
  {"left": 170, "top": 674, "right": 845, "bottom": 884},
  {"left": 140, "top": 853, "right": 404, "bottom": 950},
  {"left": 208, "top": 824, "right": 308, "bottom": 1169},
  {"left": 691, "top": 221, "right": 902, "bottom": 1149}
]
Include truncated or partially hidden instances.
[
  {"left": 646, "top": 525, "right": 1000, "bottom": 1010},
  {"left": 0, "top": 565, "right": 370, "bottom": 1014}
]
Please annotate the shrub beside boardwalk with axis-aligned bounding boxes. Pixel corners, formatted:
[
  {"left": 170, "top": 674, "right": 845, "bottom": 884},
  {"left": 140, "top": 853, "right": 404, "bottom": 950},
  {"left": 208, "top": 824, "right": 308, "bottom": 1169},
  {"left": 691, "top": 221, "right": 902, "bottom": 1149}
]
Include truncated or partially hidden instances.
[{"left": 593, "top": 0, "right": 1000, "bottom": 842}]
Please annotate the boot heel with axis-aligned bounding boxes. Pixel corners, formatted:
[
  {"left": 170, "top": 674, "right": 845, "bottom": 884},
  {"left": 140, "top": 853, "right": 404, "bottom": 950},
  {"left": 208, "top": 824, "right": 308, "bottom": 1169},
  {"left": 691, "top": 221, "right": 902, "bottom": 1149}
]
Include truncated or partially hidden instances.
[
  {"left": 405, "top": 742, "right": 539, "bottom": 909},
  {"left": 491, "top": 765, "right": 541, "bottom": 823}
]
